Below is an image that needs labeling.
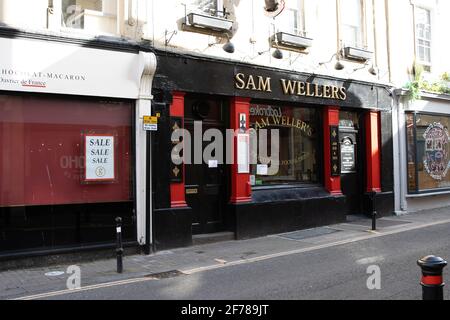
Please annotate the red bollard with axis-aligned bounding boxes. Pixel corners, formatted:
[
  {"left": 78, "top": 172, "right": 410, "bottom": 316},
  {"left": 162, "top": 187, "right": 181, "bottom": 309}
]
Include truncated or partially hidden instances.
[{"left": 417, "top": 255, "right": 447, "bottom": 300}]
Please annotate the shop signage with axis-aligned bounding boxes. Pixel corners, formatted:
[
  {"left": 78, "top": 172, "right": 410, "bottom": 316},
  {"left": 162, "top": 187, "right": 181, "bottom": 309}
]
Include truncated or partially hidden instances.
[
  {"left": 235, "top": 73, "right": 347, "bottom": 101},
  {"left": 423, "top": 122, "right": 450, "bottom": 180},
  {"left": 143, "top": 116, "right": 158, "bottom": 131},
  {"left": 330, "top": 126, "right": 340, "bottom": 176},
  {"left": 0, "top": 37, "right": 144, "bottom": 99},
  {"left": 341, "top": 137, "right": 356, "bottom": 173},
  {"left": 84, "top": 135, "right": 115, "bottom": 182},
  {"left": 250, "top": 105, "right": 313, "bottom": 136}
]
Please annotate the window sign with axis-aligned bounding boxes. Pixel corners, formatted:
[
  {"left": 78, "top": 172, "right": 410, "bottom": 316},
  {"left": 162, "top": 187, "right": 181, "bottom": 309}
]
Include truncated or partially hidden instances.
[
  {"left": 250, "top": 104, "right": 318, "bottom": 186},
  {"left": 406, "top": 114, "right": 450, "bottom": 193},
  {"left": 84, "top": 134, "right": 116, "bottom": 182},
  {"left": 423, "top": 122, "right": 450, "bottom": 180}
]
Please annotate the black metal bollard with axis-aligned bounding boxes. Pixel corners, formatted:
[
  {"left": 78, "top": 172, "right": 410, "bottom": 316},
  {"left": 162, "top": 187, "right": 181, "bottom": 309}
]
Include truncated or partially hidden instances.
[
  {"left": 370, "top": 191, "right": 377, "bottom": 231},
  {"left": 372, "top": 211, "right": 377, "bottom": 231},
  {"left": 116, "top": 217, "right": 123, "bottom": 274},
  {"left": 417, "top": 255, "right": 447, "bottom": 300}
]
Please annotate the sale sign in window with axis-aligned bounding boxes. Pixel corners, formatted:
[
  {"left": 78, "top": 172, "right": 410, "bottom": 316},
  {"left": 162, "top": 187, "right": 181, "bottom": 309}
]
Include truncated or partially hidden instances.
[{"left": 84, "top": 135, "right": 116, "bottom": 182}]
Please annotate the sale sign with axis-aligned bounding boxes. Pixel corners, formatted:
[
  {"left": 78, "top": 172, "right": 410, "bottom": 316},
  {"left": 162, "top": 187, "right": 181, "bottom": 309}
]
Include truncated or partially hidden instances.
[{"left": 84, "top": 134, "right": 115, "bottom": 182}]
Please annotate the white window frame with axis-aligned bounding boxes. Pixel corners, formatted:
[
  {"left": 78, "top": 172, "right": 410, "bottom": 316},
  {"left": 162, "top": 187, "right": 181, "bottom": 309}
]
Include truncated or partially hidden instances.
[
  {"left": 192, "top": 0, "right": 225, "bottom": 17},
  {"left": 414, "top": 6, "right": 433, "bottom": 69},
  {"left": 338, "top": 0, "right": 367, "bottom": 49},
  {"left": 277, "top": 0, "right": 306, "bottom": 37},
  {"left": 50, "top": 0, "right": 121, "bottom": 36}
]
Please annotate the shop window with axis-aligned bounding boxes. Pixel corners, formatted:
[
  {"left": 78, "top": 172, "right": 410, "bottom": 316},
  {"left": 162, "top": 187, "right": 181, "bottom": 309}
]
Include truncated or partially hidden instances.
[
  {"left": 61, "top": 0, "right": 118, "bottom": 34},
  {"left": 406, "top": 112, "right": 450, "bottom": 193},
  {"left": 0, "top": 95, "right": 134, "bottom": 254},
  {"left": 415, "top": 6, "right": 432, "bottom": 70},
  {"left": 249, "top": 104, "right": 319, "bottom": 187}
]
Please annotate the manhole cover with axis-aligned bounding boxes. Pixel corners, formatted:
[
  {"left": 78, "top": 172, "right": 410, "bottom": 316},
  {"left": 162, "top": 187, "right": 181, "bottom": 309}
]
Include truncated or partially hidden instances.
[
  {"left": 278, "top": 227, "right": 341, "bottom": 241},
  {"left": 145, "top": 270, "right": 185, "bottom": 279}
]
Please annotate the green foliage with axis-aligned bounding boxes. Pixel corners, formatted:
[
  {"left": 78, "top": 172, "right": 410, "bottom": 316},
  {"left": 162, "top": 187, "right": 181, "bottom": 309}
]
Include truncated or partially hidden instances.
[
  {"left": 404, "top": 64, "right": 450, "bottom": 101},
  {"left": 441, "top": 72, "right": 450, "bottom": 82}
]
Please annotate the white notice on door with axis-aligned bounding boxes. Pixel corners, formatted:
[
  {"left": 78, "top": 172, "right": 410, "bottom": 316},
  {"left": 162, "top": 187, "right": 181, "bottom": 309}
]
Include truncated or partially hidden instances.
[
  {"left": 208, "top": 160, "right": 218, "bottom": 168},
  {"left": 257, "top": 164, "right": 269, "bottom": 175}
]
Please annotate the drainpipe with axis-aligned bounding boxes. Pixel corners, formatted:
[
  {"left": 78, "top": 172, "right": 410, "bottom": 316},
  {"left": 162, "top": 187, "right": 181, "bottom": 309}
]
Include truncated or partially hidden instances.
[
  {"left": 136, "top": 51, "right": 157, "bottom": 252},
  {"left": 384, "top": 0, "right": 392, "bottom": 83}
]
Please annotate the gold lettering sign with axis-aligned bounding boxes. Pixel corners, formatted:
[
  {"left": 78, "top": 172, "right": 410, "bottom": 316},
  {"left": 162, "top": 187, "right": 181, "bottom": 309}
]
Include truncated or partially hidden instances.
[
  {"left": 253, "top": 115, "right": 313, "bottom": 136},
  {"left": 235, "top": 73, "right": 347, "bottom": 101}
]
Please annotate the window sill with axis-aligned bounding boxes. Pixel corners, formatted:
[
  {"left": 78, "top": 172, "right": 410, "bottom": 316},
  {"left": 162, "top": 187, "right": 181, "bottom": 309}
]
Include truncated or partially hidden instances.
[{"left": 406, "top": 189, "right": 450, "bottom": 198}]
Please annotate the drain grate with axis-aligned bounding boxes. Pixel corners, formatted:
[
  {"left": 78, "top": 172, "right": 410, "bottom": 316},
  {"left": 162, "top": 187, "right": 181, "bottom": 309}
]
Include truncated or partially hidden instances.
[
  {"left": 145, "top": 270, "right": 185, "bottom": 279},
  {"left": 278, "top": 227, "right": 341, "bottom": 241}
]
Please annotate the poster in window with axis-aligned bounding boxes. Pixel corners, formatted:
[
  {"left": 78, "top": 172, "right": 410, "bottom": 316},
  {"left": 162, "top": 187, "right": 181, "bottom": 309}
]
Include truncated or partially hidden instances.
[
  {"left": 84, "top": 134, "right": 116, "bottom": 182},
  {"left": 423, "top": 122, "right": 450, "bottom": 180}
]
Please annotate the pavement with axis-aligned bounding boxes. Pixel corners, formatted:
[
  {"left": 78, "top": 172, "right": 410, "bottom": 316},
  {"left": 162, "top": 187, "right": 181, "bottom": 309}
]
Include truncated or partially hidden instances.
[{"left": 1, "top": 207, "right": 450, "bottom": 300}]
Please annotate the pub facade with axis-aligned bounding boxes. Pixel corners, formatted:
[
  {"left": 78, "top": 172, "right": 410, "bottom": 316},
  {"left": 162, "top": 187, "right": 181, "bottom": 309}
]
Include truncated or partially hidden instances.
[{"left": 151, "top": 50, "right": 395, "bottom": 249}]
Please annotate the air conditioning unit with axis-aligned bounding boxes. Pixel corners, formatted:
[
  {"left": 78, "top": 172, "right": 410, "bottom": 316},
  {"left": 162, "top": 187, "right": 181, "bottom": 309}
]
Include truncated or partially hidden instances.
[
  {"left": 272, "top": 32, "right": 313, "bottom": 51},
  {"left": 185, "top": 12, "right": 233, "bottom": 32}
]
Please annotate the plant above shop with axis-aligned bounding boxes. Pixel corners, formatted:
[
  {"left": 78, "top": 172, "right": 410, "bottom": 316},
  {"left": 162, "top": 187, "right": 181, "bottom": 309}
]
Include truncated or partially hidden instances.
[{"left": 404, "top": 64, "right": 450, "bottom": 101}]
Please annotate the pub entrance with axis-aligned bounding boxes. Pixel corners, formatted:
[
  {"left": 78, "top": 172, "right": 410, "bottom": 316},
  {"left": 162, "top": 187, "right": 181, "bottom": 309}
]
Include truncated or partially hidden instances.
[
  {"left": 339, "top": 110, "right": 364, "bottom": 215},
  {"left": 184, "top": 95, "right": 229, "bottom": 235}
]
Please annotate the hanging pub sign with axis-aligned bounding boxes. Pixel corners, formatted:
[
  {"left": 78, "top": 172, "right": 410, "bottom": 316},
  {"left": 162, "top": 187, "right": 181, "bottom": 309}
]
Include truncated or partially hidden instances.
[
  {"left": 84, "top": 134, "right": 116, "bottom": 182},
  {"left": 330, "top": 126, "right": 340, "bottom": 176}
]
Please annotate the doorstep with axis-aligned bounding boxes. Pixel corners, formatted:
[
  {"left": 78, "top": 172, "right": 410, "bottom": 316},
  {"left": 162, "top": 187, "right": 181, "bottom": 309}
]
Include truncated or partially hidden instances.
[{"left": 192, "top": 232, "right": 235, "bottom": 246}]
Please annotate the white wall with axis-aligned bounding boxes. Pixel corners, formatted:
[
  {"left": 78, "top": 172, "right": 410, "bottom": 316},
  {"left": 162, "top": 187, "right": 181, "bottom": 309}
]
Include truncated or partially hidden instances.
[{"left": 145, "top": 0, "right": 390, "bottom": 85}]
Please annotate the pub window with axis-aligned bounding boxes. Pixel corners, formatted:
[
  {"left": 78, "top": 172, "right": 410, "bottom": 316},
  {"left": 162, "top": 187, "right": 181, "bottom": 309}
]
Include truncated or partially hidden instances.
[
  {"left": 61, "top": 0, "right": 118, "bottom": 34},
  {"left": 406, "top": 112, "right": 450, "bottom": 193},
  {"left": 277, "top": 0, "right": 306, "bottom": 36},
  {"left": 249, "top": 104, "right": 319, "bottom": 187},
  {"left": 415, "top": 6, "right": 432, "bottom": 70},
  {"left": 339, "top": 0, "right": 365, "bottom": 48}
]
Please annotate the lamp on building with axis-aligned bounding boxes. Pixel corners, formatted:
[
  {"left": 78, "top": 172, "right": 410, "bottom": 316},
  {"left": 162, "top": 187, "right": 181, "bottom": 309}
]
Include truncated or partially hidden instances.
[
  {"left": 208, "top": 35, "right": 235, "bottom": 54},
  {"left": 319, "top": 52, "right": 345, "bottom": 71},
  {"left": 222, "top": 40, "right": 235, "bottom": 53},
  {"left": 272, "top": 48, "right": 283, "bottom": 60},
  {"left": 352, "top": 61, "right": 378, "bottom": 75},
  {"left": 368, "top": 64, "right": 378, "bottom": 76}
]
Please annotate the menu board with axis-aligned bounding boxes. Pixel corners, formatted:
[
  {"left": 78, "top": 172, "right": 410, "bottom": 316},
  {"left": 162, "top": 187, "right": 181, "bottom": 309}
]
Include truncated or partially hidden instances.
[{"left": 341, "top": 136, "right": 356, "bottom": 173}]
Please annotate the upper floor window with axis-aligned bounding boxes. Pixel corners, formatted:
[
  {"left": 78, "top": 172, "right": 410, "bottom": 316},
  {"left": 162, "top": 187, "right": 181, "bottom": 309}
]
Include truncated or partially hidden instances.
[
  {"left": 61, "top": 0, "right": 117, "bottom": 34},
  {"left": 415, "top": 6, "right": 432, "bottom": 68},
  {"left": 192, "top": 0, "right": 224, "bottom": 17},
  {"left": 340, "top": 0, "right": 365, "bottom": 48},
  {"left": 277, "top": 0, "right": 306, "bottom": 36}
]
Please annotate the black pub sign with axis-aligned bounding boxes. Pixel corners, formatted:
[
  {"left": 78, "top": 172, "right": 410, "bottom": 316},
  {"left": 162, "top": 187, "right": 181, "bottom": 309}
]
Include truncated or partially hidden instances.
[{"left": 330, "top": 126, "right": 340, "bottom": 176}]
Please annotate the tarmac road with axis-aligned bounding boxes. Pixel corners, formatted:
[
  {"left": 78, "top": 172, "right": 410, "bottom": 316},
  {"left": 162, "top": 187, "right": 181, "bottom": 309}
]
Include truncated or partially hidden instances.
[{"left": 38, "top": 221, "right": 450, "bottom": 300}]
